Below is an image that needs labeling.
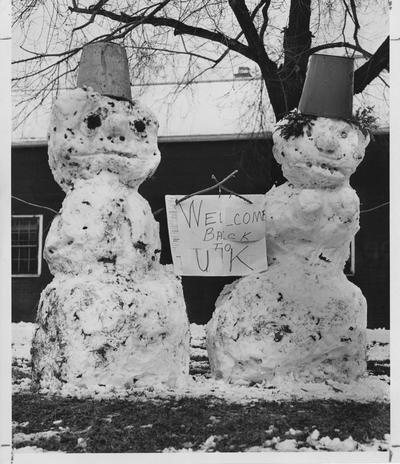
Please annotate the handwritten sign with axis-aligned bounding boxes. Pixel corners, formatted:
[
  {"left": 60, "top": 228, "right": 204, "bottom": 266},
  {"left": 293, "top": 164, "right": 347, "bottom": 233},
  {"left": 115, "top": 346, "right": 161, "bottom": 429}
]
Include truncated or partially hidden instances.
[{"left": 165, "top": 195, "right": 268, "bottom": 276}]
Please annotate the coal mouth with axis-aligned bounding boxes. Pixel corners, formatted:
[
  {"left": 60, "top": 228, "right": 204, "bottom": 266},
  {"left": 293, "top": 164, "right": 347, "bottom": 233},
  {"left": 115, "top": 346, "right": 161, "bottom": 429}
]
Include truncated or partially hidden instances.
[
  {"left": 303, "top": 161, "right": 344, "bottom": 177},
  {"left": 68, "top": 152, "right": 139, "bottom": 161}
]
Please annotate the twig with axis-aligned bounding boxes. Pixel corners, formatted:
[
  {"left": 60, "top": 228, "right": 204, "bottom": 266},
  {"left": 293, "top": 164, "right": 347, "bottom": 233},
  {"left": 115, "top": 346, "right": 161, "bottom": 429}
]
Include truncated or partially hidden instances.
[
  {"left": 221, "top": 186, "right": 253, "bottom": 204},
  {"left": 360, "top": 201, "right": 389, "bottom": 214},
  {"left": 153, "top": 207, "right": 165, "bottom": 217},
  {"left": 72, "top": 0, "right": 110, "bottom": 32},
  {"left": 12, "top": 195, "right": 59, "bottom": 215},
  {"left": 211, "top": 175, "right": 253, "bottom": 204},
  {"left": 68, "top": 6, "right": 255, "bottom": 61},
  {"left": 154, "top": 169, "right": 249, "bottom": 216},
  {"left": 259, "top": 0, "right": 271, "bottom": 41},
  {"left": 175, "top": 170, "right": 238, "bottom": 205},
  {"left": 325, "top": 380, "right": 343, "bottom": 393}
]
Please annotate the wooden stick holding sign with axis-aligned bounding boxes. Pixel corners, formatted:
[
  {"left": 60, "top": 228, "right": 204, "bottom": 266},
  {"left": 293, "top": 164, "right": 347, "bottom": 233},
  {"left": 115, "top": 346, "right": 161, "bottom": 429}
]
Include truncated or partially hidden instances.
[
  {"left": 175, "top": 170, "right": 253, "bottom": 206},
  {"left": 154, "top": 169, "right": 251, "bottom": 217},
  {"left": 210, "top": 174, "right": 252, "bottom": 205}
]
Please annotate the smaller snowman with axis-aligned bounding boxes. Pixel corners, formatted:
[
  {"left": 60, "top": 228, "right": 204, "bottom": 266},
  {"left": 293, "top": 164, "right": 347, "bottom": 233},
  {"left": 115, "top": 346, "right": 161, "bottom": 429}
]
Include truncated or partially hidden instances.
[
  {"left": 31, "top": 43, "right": 190, "bottom": 392},
  {"left": 207, "top": 54, "right": 372, "bottom": 384}
]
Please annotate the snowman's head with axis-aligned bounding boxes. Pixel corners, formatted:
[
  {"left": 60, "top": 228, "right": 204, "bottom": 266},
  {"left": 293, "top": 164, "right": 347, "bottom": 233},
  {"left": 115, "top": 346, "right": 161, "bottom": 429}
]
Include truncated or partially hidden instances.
[
  {"left": 48, "top": 87, "right": 161, "bottom": 191},
  {"left": 272, "top": 115, "right": 370, "bottom": 188}
]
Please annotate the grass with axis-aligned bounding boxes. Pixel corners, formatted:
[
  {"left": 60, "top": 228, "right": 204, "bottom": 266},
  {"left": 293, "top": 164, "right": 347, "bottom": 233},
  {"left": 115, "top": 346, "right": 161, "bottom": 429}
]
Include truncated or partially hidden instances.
[{"left": 12, "top": 393, "right": 389, "bottom": 453}]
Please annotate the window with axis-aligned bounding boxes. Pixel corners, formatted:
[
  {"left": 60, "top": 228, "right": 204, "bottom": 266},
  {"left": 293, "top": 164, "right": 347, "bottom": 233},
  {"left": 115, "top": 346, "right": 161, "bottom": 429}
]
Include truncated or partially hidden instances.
[{"left": 12, "top": 215, "right": 43, "bottom": 277}]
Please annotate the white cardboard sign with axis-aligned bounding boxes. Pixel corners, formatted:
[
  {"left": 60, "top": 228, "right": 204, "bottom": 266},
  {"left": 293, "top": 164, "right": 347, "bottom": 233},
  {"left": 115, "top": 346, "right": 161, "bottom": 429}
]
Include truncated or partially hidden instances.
[{"left": 165, "top": 195, "right": 268, "bottom": 276}]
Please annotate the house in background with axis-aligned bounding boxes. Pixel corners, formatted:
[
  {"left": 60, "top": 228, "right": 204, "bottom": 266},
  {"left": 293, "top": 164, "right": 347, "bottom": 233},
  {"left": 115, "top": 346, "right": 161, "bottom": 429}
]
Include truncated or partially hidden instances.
[{"left": 12, "top": 72, "right": 389, "bottom": 327}]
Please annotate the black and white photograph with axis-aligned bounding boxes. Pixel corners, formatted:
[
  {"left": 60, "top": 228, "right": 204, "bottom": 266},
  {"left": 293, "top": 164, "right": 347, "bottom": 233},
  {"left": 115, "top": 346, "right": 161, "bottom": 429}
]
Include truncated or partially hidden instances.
[{"left": 2, "top": 0, "right": 398, "bottom": 462}]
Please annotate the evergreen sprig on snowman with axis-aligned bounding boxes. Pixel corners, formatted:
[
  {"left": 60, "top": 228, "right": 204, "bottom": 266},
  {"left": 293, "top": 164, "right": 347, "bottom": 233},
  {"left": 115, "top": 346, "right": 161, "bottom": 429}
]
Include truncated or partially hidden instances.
[{"left": 207, "top": 54, "right": 374, "bottom": 384}]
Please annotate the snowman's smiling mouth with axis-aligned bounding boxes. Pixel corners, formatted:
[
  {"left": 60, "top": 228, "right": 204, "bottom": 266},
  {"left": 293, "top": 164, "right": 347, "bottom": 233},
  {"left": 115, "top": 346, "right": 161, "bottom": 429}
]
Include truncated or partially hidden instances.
[
  {"left": 69, "top": 151, "right": 138, "bottom": 160},
  {"left": 303, "top": 161, "right": 344, "bottom": 177}
]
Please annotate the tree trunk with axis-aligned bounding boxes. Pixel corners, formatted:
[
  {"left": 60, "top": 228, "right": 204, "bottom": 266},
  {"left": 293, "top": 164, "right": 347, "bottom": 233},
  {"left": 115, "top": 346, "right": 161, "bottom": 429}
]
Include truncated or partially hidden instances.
[
  {"left": 259, "top": 60, "right": 309, "bottom": 121},
  {"left": 259, "top": 69, "right": 286, "bottom": 120},
  {"left": 259, "top": 0, "right": 312, "bottom": 121}
]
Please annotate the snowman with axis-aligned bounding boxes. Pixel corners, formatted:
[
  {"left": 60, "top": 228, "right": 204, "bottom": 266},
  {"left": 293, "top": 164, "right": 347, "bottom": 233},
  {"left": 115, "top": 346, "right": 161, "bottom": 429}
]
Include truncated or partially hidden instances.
[
  {"left": 31, "top": 43, "right": 190, "bottom": 392},
  {"left": 206, "top": 54, "right": 371, "bottom": 384}
]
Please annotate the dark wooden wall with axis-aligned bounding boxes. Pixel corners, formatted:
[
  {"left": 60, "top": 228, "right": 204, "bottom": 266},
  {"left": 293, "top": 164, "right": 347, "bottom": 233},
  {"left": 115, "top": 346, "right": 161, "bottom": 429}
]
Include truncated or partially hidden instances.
[{"left": 12, "top": 134, "right": 389, "bottom": 327}]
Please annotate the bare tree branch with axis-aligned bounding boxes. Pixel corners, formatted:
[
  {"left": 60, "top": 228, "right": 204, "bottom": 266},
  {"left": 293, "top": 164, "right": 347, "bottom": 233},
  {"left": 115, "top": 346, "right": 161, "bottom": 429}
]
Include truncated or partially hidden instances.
[
  {"left": 72, "top": 0, "right": 110, "bottom": 32},
  {"left": 228, "top": 0, "right": 270, "bottom": 64},
  {"left": 12, "top": 0, "right": 389, "bottom": 127},
  {"left": 341, "top": 0, "right": 370, "bottom": 58},
  {"left": 259, "top": 0, "right": 271, "bottom": 41},
  {"left": 249, "top": 0, "right": 268, "bottom": 22},
  {"left": 309, "top": 42, "right": 371, "bottom": 57},
  {"left": 130, "top": 43, "right": 217, "bottom": 63},
  {"left": 12, "top": 46, "right": 81, "bottom": 64},
  {"left": 68, "top": 4, "right": 256, "bottom": 61},
  {"left": 12, "top": 49, "right": 80, "bottom": 80},
  {"left": 354, "top": 36, "right": 389, "bottom": 94}
]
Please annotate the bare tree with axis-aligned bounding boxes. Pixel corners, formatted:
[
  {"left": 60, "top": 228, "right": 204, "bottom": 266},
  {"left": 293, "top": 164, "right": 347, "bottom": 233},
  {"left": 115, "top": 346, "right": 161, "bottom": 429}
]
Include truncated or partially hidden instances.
[{"left": 12, "top": 0, "right": 389, "bottom": 122}]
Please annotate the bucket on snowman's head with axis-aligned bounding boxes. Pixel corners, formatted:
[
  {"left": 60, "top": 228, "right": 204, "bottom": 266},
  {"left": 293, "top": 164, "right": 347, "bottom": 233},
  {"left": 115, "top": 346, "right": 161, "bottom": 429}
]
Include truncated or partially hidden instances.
[
  {"left": 77, "top": 42, "right": 132, "bottom": 101},
  {"left": 298, "top": 54, "right": 354, "bottom": 119}
]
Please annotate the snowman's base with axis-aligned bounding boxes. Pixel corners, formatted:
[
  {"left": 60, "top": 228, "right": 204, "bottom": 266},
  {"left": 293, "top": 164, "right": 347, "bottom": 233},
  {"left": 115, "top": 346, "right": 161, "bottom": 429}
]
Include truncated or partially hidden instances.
[
  {"left": 31, "top": 271, "right": 190, "bottom": 391},
  {"left": 206, "top": 261, "right": 367, "bottom": 384}
]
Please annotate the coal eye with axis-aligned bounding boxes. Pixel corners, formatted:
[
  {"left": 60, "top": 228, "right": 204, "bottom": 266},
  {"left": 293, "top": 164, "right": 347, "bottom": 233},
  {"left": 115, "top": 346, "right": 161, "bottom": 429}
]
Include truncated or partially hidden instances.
[
  {"left": 87, "top": 114, "right": 102, "bottom": 129},
  {"left": 134, "top": 120, "right": 146, "bottom": 133},
  {"left": 340, "top": 131, "right": 348, "bottom": 138}
]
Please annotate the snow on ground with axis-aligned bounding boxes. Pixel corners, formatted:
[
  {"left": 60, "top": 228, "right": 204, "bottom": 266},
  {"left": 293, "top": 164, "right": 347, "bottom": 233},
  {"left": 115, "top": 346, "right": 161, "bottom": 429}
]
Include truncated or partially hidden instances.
[
  {"left": 13, "top": 446, "right": 62, "bottom": 453},
  {"left": 12, "top": 322, "right": 36, "bottom": 360},
  {"left": 11, "top": 422, "right": 69, "bottom": 454},
  {"left": 367, "top": 343, "right": 389, "bottom": 362},
  {"left": 162, "top": 426, "right": 391, "bottom": 453},
  {"left": 12, "top": 322, "right": 389, "bottom": 403},
  {"left": 366, "top": 328, "right": 389, "bottom": 344},
  {"left": 162, "top": 431, "right": 391, "bottom": 453},
  {"left": 14, "top": 431, "right": 390, "bottom": 454},
  {"left": 243, "top": 432, "right": 391, "bottom": 453},
  {"left": 366, "top": 328, "right": 390, "bottom": 362},
  {"left": 13, "top": 430, "right": 60, "bottom": 446}
]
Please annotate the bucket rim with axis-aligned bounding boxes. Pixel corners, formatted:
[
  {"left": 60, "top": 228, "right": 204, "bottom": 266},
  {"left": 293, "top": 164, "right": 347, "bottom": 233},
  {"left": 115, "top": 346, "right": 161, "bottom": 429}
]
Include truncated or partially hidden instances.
[
  {"left": 81, "top": 40, "right": 121, "bottom": 49},
  {"left": 309, "top": 52, "right": 355, "bottom": 60}
]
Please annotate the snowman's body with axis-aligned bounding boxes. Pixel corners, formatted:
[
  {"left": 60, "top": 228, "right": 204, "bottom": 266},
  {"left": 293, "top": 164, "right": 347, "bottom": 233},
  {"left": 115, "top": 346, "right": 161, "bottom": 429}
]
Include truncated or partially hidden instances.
[
  {"left": 206, "top": 116, "right": 369, "bottom": 384},
  {"left": 31, "top": 88, "right": 189, "bottom": 391}
]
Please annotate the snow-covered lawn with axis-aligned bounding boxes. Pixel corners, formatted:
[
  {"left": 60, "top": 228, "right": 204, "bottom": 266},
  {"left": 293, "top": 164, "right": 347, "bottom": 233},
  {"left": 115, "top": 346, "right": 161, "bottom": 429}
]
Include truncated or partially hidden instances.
[{"left": 11, "top": 322, "right": 390, "bottom": 453}]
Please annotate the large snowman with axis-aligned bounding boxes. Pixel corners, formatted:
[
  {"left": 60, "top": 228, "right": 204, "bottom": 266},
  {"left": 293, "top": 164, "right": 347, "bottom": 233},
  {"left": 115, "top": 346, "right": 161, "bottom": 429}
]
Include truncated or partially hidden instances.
[
  {"left": 31, "top": 43, "right": 190, "bottom": 391},
  {"left": 206, "top": 54, "right": 371, "bottom": 384}
]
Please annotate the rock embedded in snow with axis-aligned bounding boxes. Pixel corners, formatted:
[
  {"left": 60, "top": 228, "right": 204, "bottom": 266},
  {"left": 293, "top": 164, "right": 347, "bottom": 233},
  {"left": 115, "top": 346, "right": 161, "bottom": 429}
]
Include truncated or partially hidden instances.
[
  {"left": 32, "top": 87, "right": 189, "bottom": 392},
  {"left": 207, "top": 116, "right": 370, "bottom": 384}
]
